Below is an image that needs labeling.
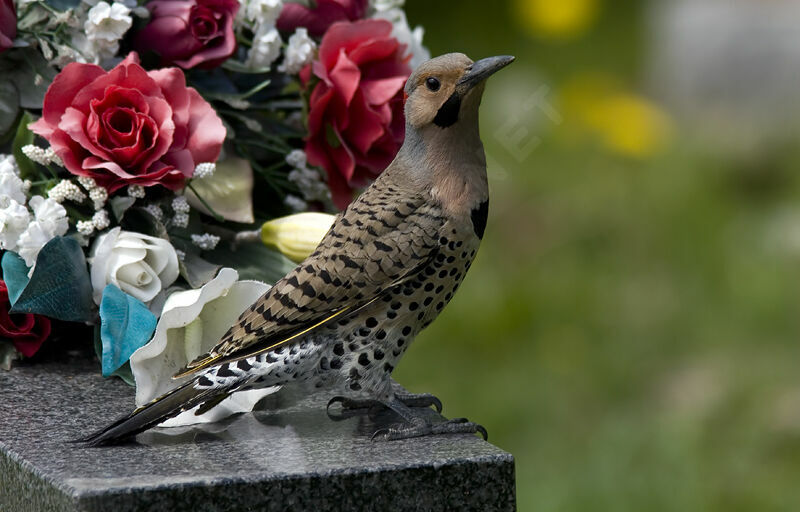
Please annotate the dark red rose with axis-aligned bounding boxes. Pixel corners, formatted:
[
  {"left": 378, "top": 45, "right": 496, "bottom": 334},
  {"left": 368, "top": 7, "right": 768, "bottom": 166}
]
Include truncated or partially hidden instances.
[
  {"left": 303, "top": 19, "right": 410, "bottom": 209},
  {"left": 0, "top": 281, "right": 51, "bottom": 358},
  {"left": 0, "top": 0, "right": 16, "bottom": 54},
  {"left": 277, "top": 0, "right": 367, "bottom": 38},
  {"left": 29, "top": 53, "right": 225, "bottom": 192},
  {"left": 136, "top": 0, "right": 239, "bottom": 69}
]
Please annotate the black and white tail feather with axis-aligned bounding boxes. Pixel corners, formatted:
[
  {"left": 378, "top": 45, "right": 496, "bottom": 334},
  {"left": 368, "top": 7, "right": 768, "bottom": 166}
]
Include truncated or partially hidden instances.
[{"left": 73, "top": 377, "right": 229, "bottom": 446}]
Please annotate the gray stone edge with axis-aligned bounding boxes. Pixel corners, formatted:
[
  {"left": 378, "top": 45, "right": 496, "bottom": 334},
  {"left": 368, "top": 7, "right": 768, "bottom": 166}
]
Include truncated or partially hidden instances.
[
  {"left": 2, "top": 442, "right": 515, "bottom": 512},
  {"left": 0, "top": 441, "right": 77, "bottom": 512}
]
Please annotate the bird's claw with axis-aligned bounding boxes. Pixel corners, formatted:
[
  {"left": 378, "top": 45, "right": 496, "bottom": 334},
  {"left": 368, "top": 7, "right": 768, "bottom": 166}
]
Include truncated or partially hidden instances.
[
  {"left": 326, "top": 396, "right": 382, "bottom": 421},
  {"left": 394, "top": 392, "right": 442, "bottom": 413},
  {"left": 326, "top": 392, "right": 444, "bottom": 420},
  {"left": 370, "top": 417, "right": 488, "bottom": 441}
]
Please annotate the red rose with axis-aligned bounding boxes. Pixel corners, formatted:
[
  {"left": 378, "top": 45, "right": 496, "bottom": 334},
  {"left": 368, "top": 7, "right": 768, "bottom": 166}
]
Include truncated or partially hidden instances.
[
  {"left": 0, "top": 281, "right": 51, "bottom": 358},
  {"left": 303, "top": 19, "right": 411, "bottom": 209},
  {"left": 0, "top": 0, "right": 16, "bottom": 54},
  {"left": 29, "top": 53, "right": 225, "bottom": 192},
  {"left": 136, "top": 0, "right": 239, "bottom": 69},
  {"left": 277, "top": 0, "right": 367, "bottom": 38}
]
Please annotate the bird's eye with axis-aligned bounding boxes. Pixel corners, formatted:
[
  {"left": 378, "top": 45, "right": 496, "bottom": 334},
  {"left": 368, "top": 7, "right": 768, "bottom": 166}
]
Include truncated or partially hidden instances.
[{"left": 425, "top": 77, "right": 441, "bottom": 91}]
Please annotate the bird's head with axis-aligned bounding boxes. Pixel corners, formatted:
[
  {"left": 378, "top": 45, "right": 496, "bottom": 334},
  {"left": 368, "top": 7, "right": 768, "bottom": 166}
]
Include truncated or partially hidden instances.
[{"left": 404, "top": 53, "right": 515, "bottom": 130}]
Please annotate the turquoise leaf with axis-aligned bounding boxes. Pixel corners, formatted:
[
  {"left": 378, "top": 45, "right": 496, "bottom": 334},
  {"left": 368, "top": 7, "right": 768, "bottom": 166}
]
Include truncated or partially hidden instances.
[
  {"left": 99, "top": 284, "right": 157, "bottom": 378},
  {"left": 1, "top": 251, "right": 31, "bottom": 305},
  {"left": 9, "top": 237, "right": 94, "bottom": 322}
]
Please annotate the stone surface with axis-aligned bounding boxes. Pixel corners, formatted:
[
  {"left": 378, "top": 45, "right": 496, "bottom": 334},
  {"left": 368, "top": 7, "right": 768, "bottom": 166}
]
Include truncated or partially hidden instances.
[{"left": 0, "top": 354, "right": 515, "bottom": 511}]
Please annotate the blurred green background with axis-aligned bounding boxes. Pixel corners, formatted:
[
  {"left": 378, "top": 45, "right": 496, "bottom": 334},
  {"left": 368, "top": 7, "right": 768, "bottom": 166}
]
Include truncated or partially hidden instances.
[{"left": 396, "top": 0, "right": 800, "bottom": 509}]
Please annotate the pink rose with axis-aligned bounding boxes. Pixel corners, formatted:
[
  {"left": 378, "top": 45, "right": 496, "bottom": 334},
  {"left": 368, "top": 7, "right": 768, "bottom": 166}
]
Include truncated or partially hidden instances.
[
  {"left": 136, "top": 0, "right": 239, "bottom": 69},
  {"left": 303, "top": 20, "right": 410, "bottom": 209},
  {"left": 0, "top": 0, "right": 16, "bottom": 54},
  {"left": 30, "top": 53, "right": 225, "bottom": 192},
  {"left": 277, "top": 0, "right": 367, "bottom": 38}
]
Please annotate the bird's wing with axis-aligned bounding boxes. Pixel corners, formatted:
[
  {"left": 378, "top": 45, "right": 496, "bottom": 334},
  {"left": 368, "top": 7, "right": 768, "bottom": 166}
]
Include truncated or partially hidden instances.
[{"left": 173, "top": 188, "right": 444, "bottom": 378}]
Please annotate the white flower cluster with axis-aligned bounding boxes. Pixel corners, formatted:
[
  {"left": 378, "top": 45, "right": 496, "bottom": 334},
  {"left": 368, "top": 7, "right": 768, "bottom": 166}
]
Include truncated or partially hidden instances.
[
  {"left": 286, "top": 150, "right": 330, "bottom": 206},
  {"left": 249, "top": 25, "right": 283, "bottom": 69},
  {"left": 372, "top": 7, "right": 430, "bottom": 70},
  {"left": 279, "top": 28, "right": 316, "bottom": 75},
  {"left": 283, "top": 194, "right": 307, "bottom": 212},
  {"left": 16, "top": 196, "right": 70, "bottom": 269},
  {"left": 0, "top": 156, "right": 26, "bottom": 206},
  {"left": 52, "top": 174, "right": 109, "bottom": 211},
  {"left": 0, "top": 156, "right": 70, "bottom": 269},
  {"left": 191, "top": 233, "right": 221, "bottom": 251},
  {"left": 144, "top": 204, "right": 164, "bottom": 221},
  {"left": 127, "top": 185, "right": 146, "bottom": 199},
  {"left": 89, "top": 187, "right": 108, "bottom": 210},
  {"left": 21, "top": 145, "right": 63, "bottom": 167},
  {"left": 172, "top": 196, "right": 190, "bottom": 228},
  {"left": 76, "top": 209, "right": 111, "bottom": 237},
  {"left": 68, "top": 1, "right": 134, "bottom": 65},
  {"left": 370, "top": 0, "right": 405, "bottom": 11},
  {"left": 48, "top": 180, "right": 87, "bottom": 203},
  {"left": 241, "top": 0, "right": 284, "bottom": 70},
  {"left": 193, "top": 162, "right": 216, "bottom": 180}
]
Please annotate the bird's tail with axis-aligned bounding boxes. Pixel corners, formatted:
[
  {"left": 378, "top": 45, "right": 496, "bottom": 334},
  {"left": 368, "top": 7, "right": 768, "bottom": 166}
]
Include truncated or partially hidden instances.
[{"left": 74, "top": 378, "right": 222, "bottom": 446}]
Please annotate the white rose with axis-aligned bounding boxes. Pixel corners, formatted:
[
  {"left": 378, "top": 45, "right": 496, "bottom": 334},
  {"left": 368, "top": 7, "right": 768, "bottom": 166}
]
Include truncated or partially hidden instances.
[
  {"left": 0, "top": 199, "right": 31, "bottom": 251},
  {"left": 90, "top": 227, "right": 180, "bottom": 305}
]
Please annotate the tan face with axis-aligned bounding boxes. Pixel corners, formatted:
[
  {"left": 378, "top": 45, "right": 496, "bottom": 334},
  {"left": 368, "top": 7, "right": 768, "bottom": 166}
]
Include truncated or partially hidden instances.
[{"left": 404, "top": 53, "right": 475, "bottom": 128}]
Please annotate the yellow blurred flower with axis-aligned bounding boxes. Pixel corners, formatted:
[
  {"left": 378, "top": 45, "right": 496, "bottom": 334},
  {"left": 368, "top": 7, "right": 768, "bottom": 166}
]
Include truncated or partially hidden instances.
[
  {"left": 261, "top": 212, "right": 335, "bottom": 263},
  {"left": 560, "top": 73, "right": 673, "bottom": 158},
  {"left": 586, "top": 93, "right": 673, "bottom": 158},
  {"left": 514, "top": 0, "right": 599, "bottom": 40}
]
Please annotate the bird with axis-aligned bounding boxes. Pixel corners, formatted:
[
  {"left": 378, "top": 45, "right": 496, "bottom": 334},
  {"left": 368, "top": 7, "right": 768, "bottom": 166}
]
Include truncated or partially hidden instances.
[{"left": 78, "top": 52, "right": 515, "bottom": 446}]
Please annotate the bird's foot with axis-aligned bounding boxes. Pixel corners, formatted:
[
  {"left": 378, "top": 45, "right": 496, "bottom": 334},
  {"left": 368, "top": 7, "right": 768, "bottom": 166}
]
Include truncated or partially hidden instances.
[
  {"left": 326, "top": 392, "right": 442, "bottom": 421},
  {"left": 326, "top": 396, "right": 384, "bottom": 421},
  {"left": 371, "top": 417, "right": 488, "bottom": 441}
]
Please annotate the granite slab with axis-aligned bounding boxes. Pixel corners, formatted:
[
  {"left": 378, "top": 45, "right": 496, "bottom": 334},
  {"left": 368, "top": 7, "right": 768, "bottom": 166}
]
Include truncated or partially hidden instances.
[{"left": 0, "top": 353, "right": 515, "bottom": 511}]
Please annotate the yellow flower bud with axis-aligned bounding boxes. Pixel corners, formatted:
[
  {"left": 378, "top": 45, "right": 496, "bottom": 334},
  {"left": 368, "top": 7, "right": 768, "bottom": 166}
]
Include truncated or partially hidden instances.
[{"left": 261, "top": 212, "right": 336, "bottom": 263}]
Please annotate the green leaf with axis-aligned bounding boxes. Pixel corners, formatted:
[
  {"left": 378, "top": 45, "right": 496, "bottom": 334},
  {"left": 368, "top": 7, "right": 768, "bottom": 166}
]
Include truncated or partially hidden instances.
[
  {"left": 44, "top": 0, "right": 81, "bottom": 11},
  {"left": 10, "top": 237, "right": 95, "bottom": 322},
  {"left": 221, "top": 60, "right": 273, "bottom": 74},
  {"left": 185, "top": 157, "right": 255, "bottom": 223},
  {"left": 109, "top": 196, "right": 136, "bottom": 222},
  {"left": 205, "top": 242, "right": 296, "bottom": 285},
  {"left": 203, "top": 78, "right": 272, "bottom": 110},
  {"left": 180, "top": 251, "right": 222, "bottom": 289},
  {"left": 12, "top": 112, "right": 36, "bottom": 180},
  {"left": 121, "top": 207, "right": 169, "bottom": 239},
  {"left": 0, "top": 49, "right": 56, "bottom": 110},
  {"left": 0, "top": 80, "right": 20, "bottom": 140}
]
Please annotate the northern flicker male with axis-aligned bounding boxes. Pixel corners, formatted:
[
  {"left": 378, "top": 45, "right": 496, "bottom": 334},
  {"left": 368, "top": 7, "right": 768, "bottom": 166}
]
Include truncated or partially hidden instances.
[{"left": 80, "top": 53, "right": 515, "bottom": 445}]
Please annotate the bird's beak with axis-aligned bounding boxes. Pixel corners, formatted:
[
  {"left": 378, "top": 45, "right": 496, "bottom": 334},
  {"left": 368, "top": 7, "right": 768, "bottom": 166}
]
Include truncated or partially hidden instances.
[{"left": 457, "top": 55, "right": 515, "bottom": 90}]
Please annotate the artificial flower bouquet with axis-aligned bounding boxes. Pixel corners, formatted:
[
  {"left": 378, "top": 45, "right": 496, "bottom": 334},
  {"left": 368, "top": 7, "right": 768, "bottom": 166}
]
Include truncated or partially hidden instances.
[{"left": 0, "top": 0, "right": 429, "bottom": 403}]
